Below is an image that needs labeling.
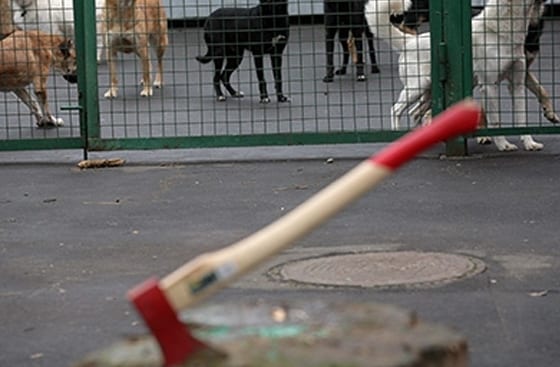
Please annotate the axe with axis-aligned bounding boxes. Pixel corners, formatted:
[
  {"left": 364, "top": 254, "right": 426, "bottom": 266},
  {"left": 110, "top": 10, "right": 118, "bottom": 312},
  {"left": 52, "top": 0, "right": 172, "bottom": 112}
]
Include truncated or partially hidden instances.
[{"left": 128, "top": 100, "right": 481, "bottom": 366}]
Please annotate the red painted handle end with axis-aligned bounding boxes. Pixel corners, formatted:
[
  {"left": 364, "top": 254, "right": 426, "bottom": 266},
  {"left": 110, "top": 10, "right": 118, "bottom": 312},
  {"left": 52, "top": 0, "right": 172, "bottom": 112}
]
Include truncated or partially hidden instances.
[{"left": 371, "top": 100, "right": 481, "bottom": 170}]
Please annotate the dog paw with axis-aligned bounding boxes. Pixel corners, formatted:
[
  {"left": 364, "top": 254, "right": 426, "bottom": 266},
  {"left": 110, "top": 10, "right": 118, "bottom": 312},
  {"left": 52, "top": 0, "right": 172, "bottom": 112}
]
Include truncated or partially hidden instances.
[
  {"left": 356, "top": 74, "right": 366, "bottom": 82},
  {"left": 476, "top": 136, "right": 492, "bottom": 145},
  {"left": 494, "top": 137, "right": 518, "bottom": 152},
  {"left": 36, "top": 117, "right": 64, "bottom": 128},
  {"left": 232, "top": 92, "right": 244, "bottom": 98},
  {"left": 544, "top": 110, "right": 560, "bottom": 124},
  {"left": 371, "top": 65, "right": 380, "bottom": 74},
  {"left": 260, "top": 97, "right": 271, "bottom": 104},
  {"left": 153, "top": 80, "right": 163, "bottom": 89},
  {"left": 523, "top": 142, "right": 544, "bottom": 151},
  {"left": 217, "top": 96, "right": 226, "bottom": 102},
  {"left": 104, "top": 89, "right": 118, "bottom": 99},
  {"left": 497, "top": 143, "right": 519, "bottom": 152},
  {"left": 420, "top": 114, "right": 433, "bottom": 126},
  {"left": 335, "top": 68, "right": 347, "bottom": 76},
  {"left": 322, "top": 75, "right": 334, "bottom": 83},
  {"left": 521, "top": 135, "right": 544, "bottom": 151},
  {"left": 277, "top": 95, "right": 290, "bottom": 103},
  {"left": 140, "top": 87, "right": 153, "bottom": 97}
]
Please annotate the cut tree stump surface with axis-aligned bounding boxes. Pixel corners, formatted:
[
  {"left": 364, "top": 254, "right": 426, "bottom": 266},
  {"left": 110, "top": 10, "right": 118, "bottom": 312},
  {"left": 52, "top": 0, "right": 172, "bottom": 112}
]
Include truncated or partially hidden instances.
[{"left": 73, "top": 301, "right": 468, "bottom": 367}]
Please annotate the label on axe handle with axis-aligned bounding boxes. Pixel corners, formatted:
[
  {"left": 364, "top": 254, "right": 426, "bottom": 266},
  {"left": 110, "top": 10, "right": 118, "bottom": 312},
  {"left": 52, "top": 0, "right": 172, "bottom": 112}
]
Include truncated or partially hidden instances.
[{"left": 188, "top": 262, "right": 237, "bottom": 294}]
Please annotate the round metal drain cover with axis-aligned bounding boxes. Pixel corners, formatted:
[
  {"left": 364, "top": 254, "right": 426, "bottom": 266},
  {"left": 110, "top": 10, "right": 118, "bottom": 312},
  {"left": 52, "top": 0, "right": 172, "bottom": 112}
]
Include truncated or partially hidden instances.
[{"left": 271, "top": 251, "right": 485, "bottom": 288}]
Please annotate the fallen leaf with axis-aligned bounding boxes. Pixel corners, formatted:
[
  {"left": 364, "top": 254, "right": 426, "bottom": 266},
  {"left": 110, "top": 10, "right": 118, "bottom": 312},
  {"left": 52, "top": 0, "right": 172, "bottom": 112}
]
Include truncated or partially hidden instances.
[
  {"left": 528, "top": 290, "right": 548, "bottom": 297},
  {"left": 77, "top": 158, "right": 125, "bottom": 169}
]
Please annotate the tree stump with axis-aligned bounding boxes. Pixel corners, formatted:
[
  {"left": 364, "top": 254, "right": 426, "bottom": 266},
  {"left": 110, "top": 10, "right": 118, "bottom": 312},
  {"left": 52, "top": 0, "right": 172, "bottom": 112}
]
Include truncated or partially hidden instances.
[{"left": 73, "top": 301, "right": 468, "bottom": 367}]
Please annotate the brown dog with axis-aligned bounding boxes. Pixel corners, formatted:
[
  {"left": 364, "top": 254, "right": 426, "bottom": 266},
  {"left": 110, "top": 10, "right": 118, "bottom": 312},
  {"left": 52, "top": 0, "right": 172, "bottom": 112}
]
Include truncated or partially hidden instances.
[
  {"left": 103, "top": 0, "right": 168, "bottom": 98},
  {"left": 0, "top": 30, "right": 77, "bottom": 127}
]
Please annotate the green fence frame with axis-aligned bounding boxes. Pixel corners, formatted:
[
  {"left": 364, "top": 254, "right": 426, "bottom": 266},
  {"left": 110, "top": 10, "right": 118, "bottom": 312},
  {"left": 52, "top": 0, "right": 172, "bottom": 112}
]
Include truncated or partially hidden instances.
[{"left": 1, "top": 0, "right": 558, "bottom": 155}]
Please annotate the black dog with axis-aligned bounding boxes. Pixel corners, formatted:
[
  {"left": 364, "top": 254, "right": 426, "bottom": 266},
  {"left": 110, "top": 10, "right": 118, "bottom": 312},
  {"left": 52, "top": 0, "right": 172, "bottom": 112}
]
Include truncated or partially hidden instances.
[
  {"left": 196, "top": 0, "right": 289, "bottom": 103},
  {"left": 323, "top": 0, "right": 380, "bottom": 83}
]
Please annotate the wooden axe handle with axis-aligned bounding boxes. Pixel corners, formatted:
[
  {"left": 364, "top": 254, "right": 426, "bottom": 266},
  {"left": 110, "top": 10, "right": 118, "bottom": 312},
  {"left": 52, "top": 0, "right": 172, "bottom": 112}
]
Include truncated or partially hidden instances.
[{"left": 160, "top": 100, "right": 481, "bottom": 312}]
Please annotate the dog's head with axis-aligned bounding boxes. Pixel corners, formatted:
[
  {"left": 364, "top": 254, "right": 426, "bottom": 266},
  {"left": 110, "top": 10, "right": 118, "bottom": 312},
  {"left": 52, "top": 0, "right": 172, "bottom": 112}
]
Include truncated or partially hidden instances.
[
  {"left": 398, "top": 0, "right": 429, "bottom": 34},
  {"left": 53, "top": 39, "right": 78, "bottom": 84}
]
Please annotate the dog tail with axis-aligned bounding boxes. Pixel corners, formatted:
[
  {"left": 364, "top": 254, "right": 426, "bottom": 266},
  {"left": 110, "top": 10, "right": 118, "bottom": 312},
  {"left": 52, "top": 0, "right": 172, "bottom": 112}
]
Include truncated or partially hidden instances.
[
  {"left": 196, "top": 46, "right": 216, "bottom": 63},
  {"left": 196, "top": 53, "right": 212, "bottom": 64},
  {"left": 365, "top": 0, "right": 412, "bottom": 51}
]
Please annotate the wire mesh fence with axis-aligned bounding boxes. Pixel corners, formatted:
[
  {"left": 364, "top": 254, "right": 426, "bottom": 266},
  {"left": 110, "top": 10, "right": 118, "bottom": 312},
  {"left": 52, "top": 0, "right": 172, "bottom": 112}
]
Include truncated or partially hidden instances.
[
  {"left": 1, "top": 0, "right": 559, "bottom": 151},
  {"left": 95, "top": 0, "right": 401, "bottom": 141}
]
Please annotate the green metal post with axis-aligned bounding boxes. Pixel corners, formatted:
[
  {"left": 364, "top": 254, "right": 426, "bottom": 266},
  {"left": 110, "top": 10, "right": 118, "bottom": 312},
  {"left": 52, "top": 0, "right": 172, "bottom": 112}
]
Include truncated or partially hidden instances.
[
  {"left": 430, "top": 0, "right": 445, "bottom": 118},
  {"left": 430, "top": 0, "right": 473, "bottom": 156},
  {"left": 72, "top": 0, "right": 100, "bottom": 156}
]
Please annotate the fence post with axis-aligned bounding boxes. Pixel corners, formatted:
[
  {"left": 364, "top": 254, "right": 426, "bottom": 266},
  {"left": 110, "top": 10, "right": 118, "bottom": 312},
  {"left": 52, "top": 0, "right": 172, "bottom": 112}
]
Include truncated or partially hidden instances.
[
  {"left": 430, "top": 0, "right": 473, "bottom": 156},
  {"left": 72, "top": 0, "right": 100, "bottom": 155}
]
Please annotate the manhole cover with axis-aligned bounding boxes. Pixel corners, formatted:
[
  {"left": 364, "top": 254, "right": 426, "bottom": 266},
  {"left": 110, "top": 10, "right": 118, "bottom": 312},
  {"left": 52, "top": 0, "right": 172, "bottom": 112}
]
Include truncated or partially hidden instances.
[{"left": 269, "top": 251, "right": 485, "bottom": 288}]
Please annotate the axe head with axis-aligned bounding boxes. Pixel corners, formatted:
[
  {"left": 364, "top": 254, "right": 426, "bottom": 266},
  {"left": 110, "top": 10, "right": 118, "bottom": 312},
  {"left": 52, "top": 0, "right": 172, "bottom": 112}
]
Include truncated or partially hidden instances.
[{"left": 127, "top": 277, "right": 207, "bottom": 367}]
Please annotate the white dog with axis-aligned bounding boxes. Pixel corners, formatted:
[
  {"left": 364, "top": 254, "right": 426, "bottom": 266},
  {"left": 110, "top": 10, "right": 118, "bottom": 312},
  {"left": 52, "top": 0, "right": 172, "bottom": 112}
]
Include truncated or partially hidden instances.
[
  {"left": 365, "top": 0, "right": 546, "bottom": 151},
  {"left": 11, "top": 0, "right": 105, "bottom": 62}
]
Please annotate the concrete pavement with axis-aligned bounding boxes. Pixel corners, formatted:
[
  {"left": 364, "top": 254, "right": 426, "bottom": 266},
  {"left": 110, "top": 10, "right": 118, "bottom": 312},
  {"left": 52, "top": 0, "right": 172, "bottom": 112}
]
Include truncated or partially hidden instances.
[{"left": 1, "top": 138, "right": 560, "bottom": 366}]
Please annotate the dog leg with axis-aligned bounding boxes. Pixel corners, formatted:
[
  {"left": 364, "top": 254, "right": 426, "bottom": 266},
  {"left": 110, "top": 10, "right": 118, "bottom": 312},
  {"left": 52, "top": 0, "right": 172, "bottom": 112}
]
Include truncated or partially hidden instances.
[
  {"left": 30, "top": 81, "right": 63, "bottom": 127},
  {"left": 335, "top": 42, "right": 348, "bottom": 75},
  {"left": 137, "top": 44, "right": 153, "bottom": 97},
  {"left": 13, "top": 88, "right": 44, "bottom": 126},
  {"left": 408, "top": 91, "right": 432, "bottom": 125},
  {"left": 365, "top": 27, "right": 380, "bottom": 74},
  {"left": 509, "top": 60, "right": 543, "bottom": 151},
  {"left": 104, "top": 49, "right": 119, "bottom": 98},
  {"left": 391, "top": 87, "right": 423, "bottom": 130},
  {"left": 526, "top": 70, "right": 560, "bottom": 124},
  {"left": 336, "top": 28, "right": 350, "bottom": 76},
  {"left": 221, "top": 56, "right": 244, "bottom": 98},
  {"left": 253, "top": 54, "right": 270, "bottom": 103},
  {"left": 213, "top": 58, "right": 226, "bottom": 101},
  {"left": 352, "top": 32, "right": 366, "bottom": 81},
  {"left": 270, "top": 52, "right": 289, "bottom": 103},
  {"left": 479, "top": 83, "right": 518, "bottom": 151},
  {"left": 323, "top": 24, "right": 337, "bottom": 83},
  {"left": 96, "top": 12, "right": 104, "bottom": 63},
  {"left": 152, "top": 31, "right": 167, "bottom": 89}
]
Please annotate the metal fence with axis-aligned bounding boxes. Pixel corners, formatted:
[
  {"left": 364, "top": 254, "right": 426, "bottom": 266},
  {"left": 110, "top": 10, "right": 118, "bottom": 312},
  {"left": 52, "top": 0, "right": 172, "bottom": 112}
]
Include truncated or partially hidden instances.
[{"left": 1, "top": 0, "right": 559, "bottom": 154}]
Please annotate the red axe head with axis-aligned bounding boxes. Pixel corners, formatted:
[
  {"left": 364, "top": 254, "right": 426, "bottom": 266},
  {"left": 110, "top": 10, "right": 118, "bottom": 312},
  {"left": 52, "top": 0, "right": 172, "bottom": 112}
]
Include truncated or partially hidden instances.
[{"left": 127, "top": 278, "right": 208, "bottom": 367}]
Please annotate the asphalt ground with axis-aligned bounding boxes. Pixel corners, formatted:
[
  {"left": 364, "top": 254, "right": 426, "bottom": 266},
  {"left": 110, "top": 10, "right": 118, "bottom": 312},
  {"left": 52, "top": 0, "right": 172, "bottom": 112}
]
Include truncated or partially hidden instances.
[{"left": 1, "top": 137, "right": 560, "bottom": 367}]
